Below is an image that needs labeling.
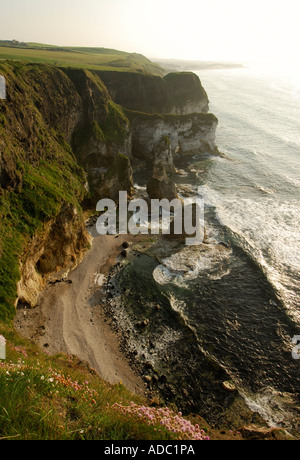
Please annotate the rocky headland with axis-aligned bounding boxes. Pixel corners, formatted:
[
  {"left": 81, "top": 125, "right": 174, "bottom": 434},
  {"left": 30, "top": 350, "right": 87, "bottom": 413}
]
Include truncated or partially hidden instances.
[
  {"left": 0, "top": 60, "right": 219, "bottom": 316},
  {"left": 0, "top": 59, "right": 291, "bottom": 440}
]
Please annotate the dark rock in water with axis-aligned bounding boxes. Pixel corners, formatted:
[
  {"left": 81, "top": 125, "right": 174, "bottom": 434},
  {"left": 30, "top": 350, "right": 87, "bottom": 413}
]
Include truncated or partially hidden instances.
[
  {"left": 219, "top": 241, "right": 230, "bottom": 248},
  {"left": 152, "top": 374, "right": 159, "bottom": 382},
  {"left": 160, "top": 374, "right": 167, "bottom": 383}
]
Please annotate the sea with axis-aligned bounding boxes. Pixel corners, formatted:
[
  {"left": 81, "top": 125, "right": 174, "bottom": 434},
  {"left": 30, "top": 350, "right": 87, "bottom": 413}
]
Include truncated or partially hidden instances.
[
  {"left": 196, "top": 65, "right": 300, "bottom": 324},
  {"left": 104, "top": 65, "right": 300, "bottom": 434}
]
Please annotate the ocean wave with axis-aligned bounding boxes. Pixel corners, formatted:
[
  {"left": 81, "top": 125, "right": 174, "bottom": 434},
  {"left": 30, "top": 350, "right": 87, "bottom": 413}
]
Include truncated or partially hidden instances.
[
  {"left": 197, "top": 177, "right": 300, "bottom": 318},
  {"left": 254, "top": 185, "right": 276, "bottom": 195},
  {"left": 241, "top": 387, "right": 300, "bottom": 431},
  {"left": 153, "top": 244, "right": 232, "bottom": 287},
  {"left": 214, "top": 206, "right": 300, "bottom": 322}
]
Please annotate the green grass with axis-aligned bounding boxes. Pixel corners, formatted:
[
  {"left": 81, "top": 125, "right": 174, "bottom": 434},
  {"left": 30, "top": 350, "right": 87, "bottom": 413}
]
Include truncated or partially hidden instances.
[
  {"left": 0, "top": 159, "right": 85, "bottom": 322},
  {"left": 0, "top": 43, "right": 164, "bottom": 75},
  {"left": 0, "top": 323, "right": 210, "bottom": 441},
  {"left": 0, "top": 124, "right": 86, "bottom": 322}
]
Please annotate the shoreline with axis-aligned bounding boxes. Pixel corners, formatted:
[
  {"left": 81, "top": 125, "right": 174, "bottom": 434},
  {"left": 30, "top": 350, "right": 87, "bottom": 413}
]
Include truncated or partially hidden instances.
[
  {"left": 12, "top": 223, "right": 299, "bottom": 439},
  {"left": 14, "top": 232, "right": 146, "bottom": 396}
]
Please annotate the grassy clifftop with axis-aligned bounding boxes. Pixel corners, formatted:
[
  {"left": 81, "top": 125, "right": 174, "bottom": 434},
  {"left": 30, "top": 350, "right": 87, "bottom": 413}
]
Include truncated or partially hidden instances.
[{"left": 0, "top": 41, "right": 165, "bottom": 75}]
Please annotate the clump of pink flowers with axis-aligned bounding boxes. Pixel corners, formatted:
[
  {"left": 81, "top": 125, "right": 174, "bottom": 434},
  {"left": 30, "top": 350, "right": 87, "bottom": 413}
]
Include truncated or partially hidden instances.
[
  {"left": 112, "top": 402, "right": 210, "bottom": 440},
  {"left": 48, "top": 369, "right": 98, "bottom": 403},
  {"left": 9, "top": 345, "right": 28, "bottom": 358}
]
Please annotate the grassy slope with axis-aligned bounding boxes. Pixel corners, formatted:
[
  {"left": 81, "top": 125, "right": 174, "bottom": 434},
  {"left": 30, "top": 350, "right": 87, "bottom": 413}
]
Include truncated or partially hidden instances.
[
  {"left": 1, "top": 323, "right": 289, "bottom": 440},
  {"left": 0, "top": 61, "right": 88, "bottom": 323},
  {"left": 0, "top": 42, "right": 164, "bottom": 75},
  {"left": 0, "top": 323, "right": 175, "bottom": 440},
  {"left": 0, "top": 323, "right": 244, "bottom": 441}
]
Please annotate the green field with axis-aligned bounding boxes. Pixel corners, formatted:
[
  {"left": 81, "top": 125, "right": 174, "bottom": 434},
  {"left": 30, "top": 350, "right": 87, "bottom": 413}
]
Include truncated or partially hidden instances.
[{"left": 0, "top": 41, "right": 164, "bottom": 75}]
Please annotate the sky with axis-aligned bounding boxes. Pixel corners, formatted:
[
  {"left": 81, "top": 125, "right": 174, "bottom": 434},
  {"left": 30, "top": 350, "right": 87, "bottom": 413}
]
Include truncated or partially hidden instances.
[{"left": 1, "top": 0, "right": 300, "bottom": 66}]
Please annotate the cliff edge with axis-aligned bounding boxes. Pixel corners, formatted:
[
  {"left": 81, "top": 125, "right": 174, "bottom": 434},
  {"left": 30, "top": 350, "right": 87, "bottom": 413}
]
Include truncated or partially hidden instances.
[{"left": 0, "top": 60, "right": 218, "bottom": 322}]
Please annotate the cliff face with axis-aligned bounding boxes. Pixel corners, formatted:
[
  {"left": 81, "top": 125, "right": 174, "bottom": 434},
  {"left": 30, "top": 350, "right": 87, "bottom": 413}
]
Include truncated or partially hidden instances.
[
  {"left": 162, "top": 72, "right": 209, "bottom": 114},
  {"left": 17, "top": 204, "right": 91, "bottom": 307},
  {"left": 0, "top": 63, "right": 83, "bottom": 190},
  {"left": 0, "top": 62, "right": 90, "bottom": 319},
  {"left": 0, "top": 60, "right": 219, "bottom": 320},
  {"left": 129, "top": 112, "right": 219, "bottom": 162},
  {"left": 96, "top": 70, "right": 209, "bottom": 115},
  {"left": 63, "top": 69, "right": 134, "bottom": 202}
]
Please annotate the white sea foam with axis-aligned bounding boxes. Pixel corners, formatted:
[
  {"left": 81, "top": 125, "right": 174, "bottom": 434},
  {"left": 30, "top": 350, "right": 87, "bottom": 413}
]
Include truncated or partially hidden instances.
[
  {"left": 198, "top": 178, "right": 300, "bottom": 322},
  {"left": 153, "top": 243, "right": 232, "bottom": 287},
  {"left": 133, "top": 183, "right": 146, "bottom": 191},
  {"left": 179, "top": 67, "right": 300, "bottom": 430},
  {"left": 241, "top": 387, "right": 300, "bottom": 431}
]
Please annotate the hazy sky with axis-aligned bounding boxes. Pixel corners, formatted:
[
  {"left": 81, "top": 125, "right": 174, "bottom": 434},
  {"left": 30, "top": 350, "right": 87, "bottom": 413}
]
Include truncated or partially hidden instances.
[{"left": 1, "top": 0, "right": 300, "bottom": 65}]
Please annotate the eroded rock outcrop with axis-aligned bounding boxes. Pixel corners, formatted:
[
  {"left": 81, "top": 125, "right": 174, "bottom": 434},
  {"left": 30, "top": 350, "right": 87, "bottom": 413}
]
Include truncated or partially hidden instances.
[
  {"left": 89, "top": 152, "right": 134, "bottom": 202},
  {"left": 147, "top": 162, "right": 178, "bottom": 201},
  {"left": 146, "top": 136, "right": 178, "bottom": 201},
  {"left": 17, "top": 205, "right": 91, "bottom": 307},
  {"left": 152, "top": 135, "right": 175, "bottom": 174},
  {"left": 129, "top": 111, "right": 219, "bottom": 163},
  {"left": 63, "top": 69, "right": 134, "bottom": 202}
]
